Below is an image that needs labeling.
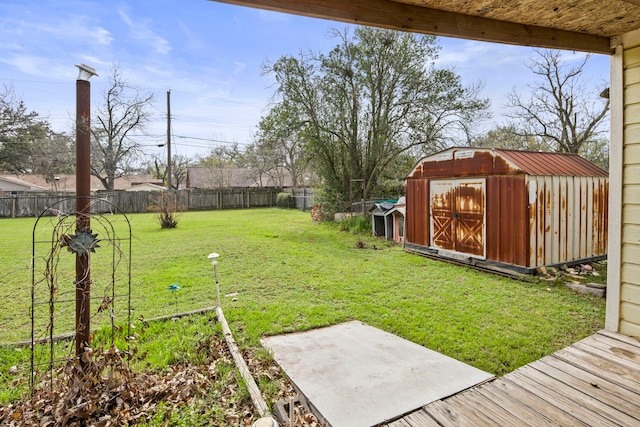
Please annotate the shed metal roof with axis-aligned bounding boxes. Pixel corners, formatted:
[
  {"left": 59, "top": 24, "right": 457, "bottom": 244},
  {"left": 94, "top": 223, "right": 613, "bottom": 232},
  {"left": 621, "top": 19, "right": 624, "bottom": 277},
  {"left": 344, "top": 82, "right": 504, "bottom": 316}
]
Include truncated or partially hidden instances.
[
  {"left": 407, "top": 148, "right": 609, "bottom": 179},
  {"left": 496, "top": 149, "right": 609, "bottom": 177}
]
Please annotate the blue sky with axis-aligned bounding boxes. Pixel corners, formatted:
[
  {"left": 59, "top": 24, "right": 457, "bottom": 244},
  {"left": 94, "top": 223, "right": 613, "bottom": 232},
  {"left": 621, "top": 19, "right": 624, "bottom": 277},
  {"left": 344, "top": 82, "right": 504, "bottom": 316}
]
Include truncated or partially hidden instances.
[{"left": 0, "top": 0, "right": 611, "bottom": 159}]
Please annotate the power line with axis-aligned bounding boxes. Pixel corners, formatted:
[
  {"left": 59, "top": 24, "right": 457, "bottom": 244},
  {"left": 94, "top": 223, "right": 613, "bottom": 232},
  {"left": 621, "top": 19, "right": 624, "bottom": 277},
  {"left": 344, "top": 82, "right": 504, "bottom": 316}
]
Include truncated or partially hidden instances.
[{"left": 173, "top": 135, "right": 239, "bottom": 144}]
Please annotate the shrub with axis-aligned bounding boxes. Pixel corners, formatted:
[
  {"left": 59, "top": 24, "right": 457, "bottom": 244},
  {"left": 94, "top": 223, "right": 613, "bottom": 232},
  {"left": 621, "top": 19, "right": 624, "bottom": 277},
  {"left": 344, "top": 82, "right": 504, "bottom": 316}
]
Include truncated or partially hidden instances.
[
  {"left": 276, "top": 192, "right": 295, "bottom": 209},
  {"left": 312, "top": 186, "right": 348, "bottom": 218},
  {"left": 148, "top": 192, "right": 183, "bottom": 228},
  {"left": 338, "top": 215, "right": 371, "bottom": 234}
]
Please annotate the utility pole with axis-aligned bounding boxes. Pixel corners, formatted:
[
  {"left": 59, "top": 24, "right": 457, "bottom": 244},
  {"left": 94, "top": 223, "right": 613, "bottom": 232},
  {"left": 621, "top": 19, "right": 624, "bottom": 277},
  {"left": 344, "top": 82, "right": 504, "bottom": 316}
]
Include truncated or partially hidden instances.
[{"left": 166, "top": 90, "right": 172, "bottom": 190}]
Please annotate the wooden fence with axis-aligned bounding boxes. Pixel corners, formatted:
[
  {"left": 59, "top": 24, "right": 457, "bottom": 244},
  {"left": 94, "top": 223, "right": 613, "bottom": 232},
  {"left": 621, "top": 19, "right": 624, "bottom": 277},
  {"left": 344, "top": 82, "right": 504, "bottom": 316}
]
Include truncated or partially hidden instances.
[
  {"left": 291, "top": 188, "right": 315, "bottom": 211},
  {"left": 0, "top": 188, "right": 314, "bottom": 218}
]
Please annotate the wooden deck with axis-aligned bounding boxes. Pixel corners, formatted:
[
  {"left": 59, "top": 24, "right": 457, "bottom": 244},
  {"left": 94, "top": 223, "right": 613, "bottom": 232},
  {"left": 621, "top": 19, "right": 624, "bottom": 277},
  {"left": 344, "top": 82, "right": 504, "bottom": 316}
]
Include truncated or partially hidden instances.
[{"left": 387, "top": 330, "right": 640, "bottom": 426}]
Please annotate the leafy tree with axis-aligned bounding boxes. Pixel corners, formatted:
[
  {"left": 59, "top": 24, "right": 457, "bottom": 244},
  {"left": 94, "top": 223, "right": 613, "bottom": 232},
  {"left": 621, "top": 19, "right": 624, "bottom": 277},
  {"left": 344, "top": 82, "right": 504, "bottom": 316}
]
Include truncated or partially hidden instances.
[
  {"left": 0, "top": 85, "right": 54, "bottom": 174},
  {"left": 252, "top": 102, "right": 311, "bottom": 189},
  {"left": 264, "top": 26, "right": 489, "bottom": 212},
  {"left": 91, "top": 65, "right": 154, "bottom": 191},
  {"left": 506, "top": 49, "right": 609, "bottom": 155},
  {"left": 30, "top": 132, "right": 75, "bottom": 184},
  {"left": 579, "top": 137, "right": 609, "bottom": 170}
]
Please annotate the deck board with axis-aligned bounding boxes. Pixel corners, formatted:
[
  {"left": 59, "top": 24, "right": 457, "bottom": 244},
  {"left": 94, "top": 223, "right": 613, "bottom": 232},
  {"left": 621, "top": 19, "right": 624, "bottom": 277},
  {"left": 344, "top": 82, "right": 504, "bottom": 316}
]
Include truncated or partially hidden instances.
[
  {"left": 394, "top": 411, "right": 440, "bottom": 427},
  {"left": 508, "top": 369, "right": 615, "bottom": 426},
  {"left": 520, "top": 364, "right": 639, "bottom": 426},
  {"left": 554, "top": 345, "right": 640, "bottom": 390},
  {"left": 461, "top": 388, "right": 530, "bottom": 426},
  {"left": 387, "top": 331, "right": 640, "bottom": 426},
  {"left": 473, "top": 382, "right": 564, "bottom": 426},
  {"left": 539, "top": 357, "right": 640, "bottom": 416}
]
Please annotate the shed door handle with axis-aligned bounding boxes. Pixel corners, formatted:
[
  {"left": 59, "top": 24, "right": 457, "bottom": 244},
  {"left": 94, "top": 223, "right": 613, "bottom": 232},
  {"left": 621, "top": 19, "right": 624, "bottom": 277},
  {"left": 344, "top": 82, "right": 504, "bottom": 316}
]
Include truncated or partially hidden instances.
[{"left": 452, "top": 212, "right": 459, "bottom": 219}]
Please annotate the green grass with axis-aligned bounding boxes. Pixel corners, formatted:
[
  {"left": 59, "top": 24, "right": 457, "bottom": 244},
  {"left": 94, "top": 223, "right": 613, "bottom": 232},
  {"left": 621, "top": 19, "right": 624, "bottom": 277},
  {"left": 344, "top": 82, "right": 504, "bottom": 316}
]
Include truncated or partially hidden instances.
[{"left": 0, "top": 208, "right": 605, "bottom": 403}]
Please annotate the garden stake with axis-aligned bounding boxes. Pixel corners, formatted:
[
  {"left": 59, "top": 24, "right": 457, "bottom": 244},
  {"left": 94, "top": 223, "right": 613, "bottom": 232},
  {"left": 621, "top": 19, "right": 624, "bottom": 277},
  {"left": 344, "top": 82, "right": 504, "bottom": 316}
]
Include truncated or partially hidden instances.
[
  {"left": 208, "top": 253, "right": 220, "bottom": 308},
  {"left": 207, "top": 252, "right": 276, "bottom": 422}
]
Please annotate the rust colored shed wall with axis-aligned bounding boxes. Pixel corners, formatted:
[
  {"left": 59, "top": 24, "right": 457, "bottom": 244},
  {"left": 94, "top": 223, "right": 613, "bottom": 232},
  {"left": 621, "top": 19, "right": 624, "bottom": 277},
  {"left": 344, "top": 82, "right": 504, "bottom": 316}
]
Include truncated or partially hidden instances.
[
  {"left": 486, "top": 175, "right": 529, "bottom": 266},
  {"left": 406, "top": 179, "right": 429, "bottom": 247}
]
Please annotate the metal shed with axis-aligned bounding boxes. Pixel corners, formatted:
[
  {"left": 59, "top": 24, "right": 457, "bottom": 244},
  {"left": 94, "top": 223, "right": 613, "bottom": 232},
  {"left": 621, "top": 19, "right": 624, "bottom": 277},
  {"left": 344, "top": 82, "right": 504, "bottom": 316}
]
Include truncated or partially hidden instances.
[{"left": 405, "top": 147, "right": 609, "bottom": 274}]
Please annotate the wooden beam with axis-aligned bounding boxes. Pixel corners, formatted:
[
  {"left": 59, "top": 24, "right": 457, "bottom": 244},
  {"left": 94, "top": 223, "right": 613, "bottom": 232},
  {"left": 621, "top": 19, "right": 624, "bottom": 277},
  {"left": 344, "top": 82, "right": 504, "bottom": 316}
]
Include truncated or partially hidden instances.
[
  {"left": 209, "top": 0, "right": 613, "bottom": 54},
  {"left": 216, "top": 306, "right": 273, "bottom": 418}
]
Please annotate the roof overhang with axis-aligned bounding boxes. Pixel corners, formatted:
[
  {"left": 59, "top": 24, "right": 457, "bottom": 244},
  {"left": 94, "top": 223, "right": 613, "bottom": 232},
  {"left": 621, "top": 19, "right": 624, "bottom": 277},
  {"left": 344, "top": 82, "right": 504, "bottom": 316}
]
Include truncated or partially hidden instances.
[{"left": 208, "top": 0, "right": 639, "bottom": 54}]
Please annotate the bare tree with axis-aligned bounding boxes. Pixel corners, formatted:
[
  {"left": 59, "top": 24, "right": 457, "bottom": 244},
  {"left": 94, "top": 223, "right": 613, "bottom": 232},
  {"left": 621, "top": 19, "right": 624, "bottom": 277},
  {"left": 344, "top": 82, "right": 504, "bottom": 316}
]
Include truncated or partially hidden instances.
[
  {"left": 506, "top": 49, "right": 609, "bottom": 154},
  {"left": 203, "top": 164, "right": 234, "bottom": 189},
  {"left": 91, "top": 65, "right": 155, "bottom": 191},
  {"left": 146, "top": 154, "right": 194, "bottom": 190},
  {"left": 196, "top": 144, "right": 243, "bottom": 188},
  {"left": 471, "top": 125, "right": 549, "bottom": 151}
]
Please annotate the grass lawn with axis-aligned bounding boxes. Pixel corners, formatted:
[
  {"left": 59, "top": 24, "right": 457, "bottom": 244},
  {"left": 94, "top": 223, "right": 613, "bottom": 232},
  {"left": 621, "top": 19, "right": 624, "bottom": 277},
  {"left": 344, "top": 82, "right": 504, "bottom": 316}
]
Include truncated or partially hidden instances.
[{"left": 0, "top": 208, "right": 605, "bottom": 403}]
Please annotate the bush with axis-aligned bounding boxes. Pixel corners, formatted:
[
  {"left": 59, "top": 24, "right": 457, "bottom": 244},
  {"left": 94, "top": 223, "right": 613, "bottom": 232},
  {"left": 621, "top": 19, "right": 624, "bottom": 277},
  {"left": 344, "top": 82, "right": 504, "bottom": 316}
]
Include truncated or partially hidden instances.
[
  {"left": 276, "top": 192, "right": 295, "bottom": 209},
  {"left": 312, "top": 186, "right": 348, "bottom": 218},
  {"left": 148, "top": 192, "right": 183, "bottom": 228},
  {"left": 338, "top": 215, "right": 371, "bottom": 234}
]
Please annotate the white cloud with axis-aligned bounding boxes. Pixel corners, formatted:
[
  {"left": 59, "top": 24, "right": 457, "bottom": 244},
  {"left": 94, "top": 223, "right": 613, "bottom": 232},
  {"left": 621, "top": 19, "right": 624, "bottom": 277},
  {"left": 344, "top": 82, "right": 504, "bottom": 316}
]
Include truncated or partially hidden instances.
[
  {"left": 178, "top": 21, "right": 206, "bottom": 52},
  {"left": 256, "top": 9, "right": 289, "bottom": 23},
  {"left": 118, "top": 8, "right": 171, "bottom": 55},
  {"left": 233, "top": 61, "right": 246, "bottom": 74},
  {"left": 437, "top": 39, "right": 533, "bottom": 70},
  {"left": 0, "top": 54, "right": 80, "bottom": 80},
  {"left": 3, "top": 16, "right": 113, "bottom": 47}
]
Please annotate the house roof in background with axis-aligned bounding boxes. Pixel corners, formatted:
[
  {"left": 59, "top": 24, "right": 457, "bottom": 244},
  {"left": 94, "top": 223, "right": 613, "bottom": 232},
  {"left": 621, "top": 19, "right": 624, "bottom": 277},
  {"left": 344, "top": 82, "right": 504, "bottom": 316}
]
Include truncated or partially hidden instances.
[
  {"left": 0, "top": 174, "right": 162, "bottom": 192},
  {"left": 0, "top": 175, "right": 47, "bottom": 192},
  {"left": 123, "top": 183, "right": 167, "bottom": 192}
]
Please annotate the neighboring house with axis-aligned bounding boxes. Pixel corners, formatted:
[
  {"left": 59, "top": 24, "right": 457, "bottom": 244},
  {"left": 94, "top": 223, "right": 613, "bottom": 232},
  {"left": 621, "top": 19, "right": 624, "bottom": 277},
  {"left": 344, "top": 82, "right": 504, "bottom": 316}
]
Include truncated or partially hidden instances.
[
  {"left": 0, "top": 175, "right": 47, "bottom": 194},
  {"left": 123, "top": 183, "right": 166, "bottom": 192},
  {"left": 0, "top": 174, "right": 163, "bottom": 193},
  {"left": 405, "top": 148, "right": 608, "bottom": 274},
  {"left": 187, "top": 167, "right": 313, "bottom": 189}
]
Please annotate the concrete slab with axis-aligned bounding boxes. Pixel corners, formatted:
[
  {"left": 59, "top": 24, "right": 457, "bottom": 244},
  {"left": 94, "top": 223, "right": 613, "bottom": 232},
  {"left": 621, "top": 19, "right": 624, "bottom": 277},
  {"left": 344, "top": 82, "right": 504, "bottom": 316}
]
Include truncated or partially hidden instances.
[{"left": 261, "top": 321, "right": 493, "bottom": 427}]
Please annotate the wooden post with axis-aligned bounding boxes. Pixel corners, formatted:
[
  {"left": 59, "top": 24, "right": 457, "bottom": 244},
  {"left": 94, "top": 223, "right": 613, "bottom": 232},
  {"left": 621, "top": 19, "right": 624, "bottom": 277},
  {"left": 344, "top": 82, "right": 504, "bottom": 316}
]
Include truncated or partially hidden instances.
[{"left": 74, "top": 64, "right": 97, "bottom": 367}]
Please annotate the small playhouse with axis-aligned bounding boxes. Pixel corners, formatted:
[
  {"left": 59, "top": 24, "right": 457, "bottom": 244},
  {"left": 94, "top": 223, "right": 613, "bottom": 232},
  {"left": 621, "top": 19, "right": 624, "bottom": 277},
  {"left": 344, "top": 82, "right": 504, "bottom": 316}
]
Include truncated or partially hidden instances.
[
  {"left": 371, "top": 197, "right": 406, "bottom": 244},
  {"left": 404, "top": 147, "right": 609, "bottom": 274}
]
